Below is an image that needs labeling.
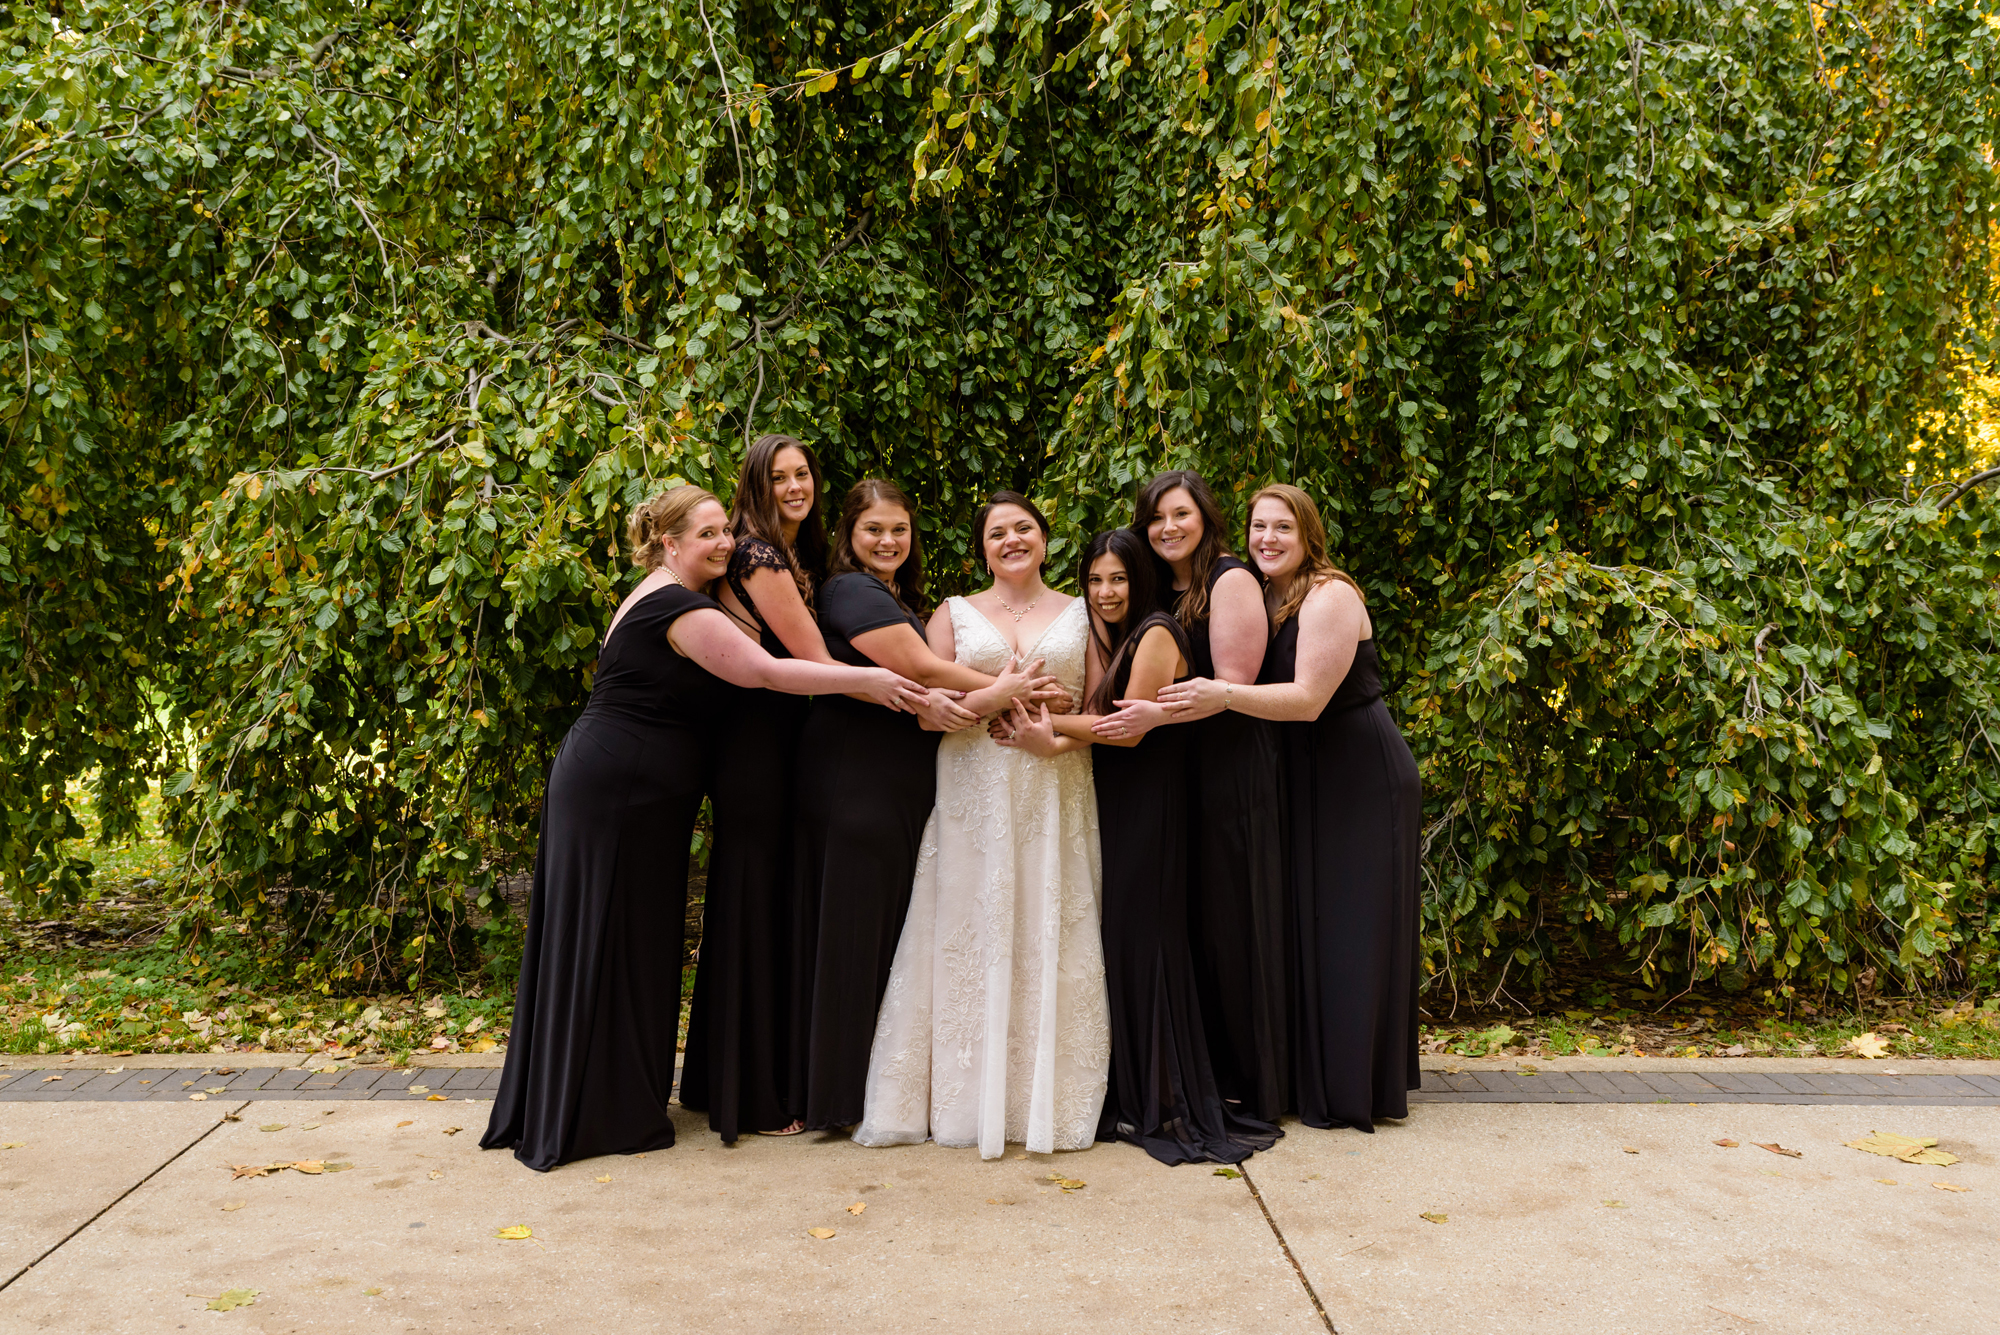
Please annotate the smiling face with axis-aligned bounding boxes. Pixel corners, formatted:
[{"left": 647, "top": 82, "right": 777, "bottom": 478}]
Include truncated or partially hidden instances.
[
  {"left": 1247, "top": 495, "right": 1304, "bottom": 583},
  {"left": 1145, "top": 486, "right": 1204, "bottom": 578},
  {"left": 850, "top": 500, "right": 913, "bottom": 582},
  {"left": 769, "top": 446, "right": 817, "bottom": 540},
  {"left": 666, "top": 499, "right": 736, "bottom": 590},
  {"left": 1086, "top": 551, "right": 1130, "bottom": 630},
  {"left": 981, "top": 503, "right": 1047, "bottom": 582}
]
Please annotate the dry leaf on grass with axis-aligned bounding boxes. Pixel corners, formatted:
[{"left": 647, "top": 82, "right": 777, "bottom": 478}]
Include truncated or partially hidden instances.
[
  {"left": 846, "top": 1202, "right": 866, "bottom": 1215},
  {"left": 1714, "top": 1139, "right": 1739, "bottom": 1148},
  {"left": 1212, "top": 1167, "right": 1242, "bottom": 1180},
  {"left": 1934, "top": 1182, "right": 1971, "bottom": 1193},
  {"left": 1754, "top": 1142, "right": 1802, "bottom": 1158},
  {"left": 495, "top": 1225, "right": 533, "bottom": 1240},
  {"left": 1844, "top": 1032, "right": 1891, "bottom": 1059},
  {"left": 468, "top": 1038, "right": 498, "bottom": 1054},
  {"left": 807, "top": 1228, "right": 836, "bottom": 1239},
  {"left": 1419, "top": 1212, "right": 1448, "bottom": 1224},
  {"left": 1843, "top": 1132, "right": 1959, "bottom": 1167},
  {"left": 221, "top": 1201, "right": 246, "bottom": 1212},
  {"left": 206, "top": 1288, "right": 259, "bottom": 1312}
]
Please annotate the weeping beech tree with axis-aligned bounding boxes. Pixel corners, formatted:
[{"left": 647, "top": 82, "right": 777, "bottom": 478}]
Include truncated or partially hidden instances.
[{"left": 4, "top": 0, "right": 1998, "bottom": 996}]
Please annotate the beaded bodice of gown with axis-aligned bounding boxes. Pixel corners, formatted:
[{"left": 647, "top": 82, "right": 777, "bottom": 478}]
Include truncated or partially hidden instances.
[{"left": 856, "top": 595, "right": 1110, "bottom": 1158}]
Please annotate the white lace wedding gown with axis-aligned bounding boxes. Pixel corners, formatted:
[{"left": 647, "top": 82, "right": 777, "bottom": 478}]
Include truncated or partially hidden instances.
[{"left": 855, "top": 595, "right": 1110, "bottom": 1158}]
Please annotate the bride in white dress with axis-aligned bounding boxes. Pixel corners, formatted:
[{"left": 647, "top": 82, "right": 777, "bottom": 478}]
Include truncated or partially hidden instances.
[{"left": 856, "top": 492, "right": 1110, "bottom": 1159}]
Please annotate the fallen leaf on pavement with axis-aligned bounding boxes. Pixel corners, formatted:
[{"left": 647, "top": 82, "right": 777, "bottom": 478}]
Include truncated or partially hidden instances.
[
  {"left": 495, "top": 1225, "right": 533, "bottom": 1240},
  {"left": 1845, "top": 1032, "right": 1891, "bottom": 1059},
  {"left": 441, "top": 1126, "right": 462, "bottom": 1136},
  {"left": 229, "top": 1164, "right": 281, "bottom": 1180},
  {"left": 846, "top": 1202, "right": 866, "bottom": 1215},
  {"left": 1, "top": 1142, "right": 24, "bottom": 1150},
  {"left": 1045, "top": 1173, "right": 1085, "bottom": 1191},
  {"left": 220, "top": 1201, "right": 246, "bottom": 1212},
  {"left": 595, "top": 1175, "right": 611, "bottom": 1184},
  {"left": 407, "top": 1086, "right": 429, "bottom": 1095},
  {"left": 1754, "top": 1142, "right": 1802, "bottom": 1158},
  {"left": 807, "top": 1228, "right": 836, "bottom": 1239},
  {"left": 301, "top": 1123, "right": 320, "bottom": 1131},
  {"left": 1603, "top": 1200, "right": 1628, "bottom": 1208},
  {"left": 986, "top": 1197, "right": 1015, "bottom": 1205},
  {"left": 396, "top": 1121, "right": 413, "bottom": 1128},
  {"left": 1843, "top": 1132, "right": 1958, "bottom": 1167},
  {"left": 1933, "top": 1182, "right": 1970, "bottom": 1192},
  {"left": 428, "top": 1170, "right": 443, "bottom": 1180},
  {"left": 1419, "top": 1212, "right": 1448, "bottom": 1224},
  {"left": 1875, "top": 1179, "right": 1898, "bottom": 1185},
  {"left": 206, "top": 1288, "right": 258, "bottom": 1312},
  {"left": 291, "top": 1160, "right": 325, "bottom": 1174},
  {"left": 1622, "top": 1146, "right": 1640, "bottom": 1154},
  {"left": 468, "top": 1038, "right": 498, "bottom": 1054},
  {"left": 206, "top": 1087, "right": 228, "bottom": 1095},
  {"left": 363, "top": 1288, "right": 382, "bottom": 1296},
  {"left": 189, "top": 1093, "right": 208, "bottom": 1101},
  {"left": 259, "top": 1124, "right": 286, "bottom": 1133},
  {"left": 325, "top": 1163, "right": 353, "bottom": 1172},
  {"left": 1212, "top": 1167, "right": 1242, "bottom": 1179},
  {"left": 426, "top": 1095, "right": 448, "bottom": 1101},
  {"left": 40, "top": 1075, "right": 60, "bottom": 1083},
  {"left": 1012, "top": 1152, "right": 1027, "bottom": 1160},
  {"left": 1714, "top": 1139, "right": 1739, "bottom": 1148}
]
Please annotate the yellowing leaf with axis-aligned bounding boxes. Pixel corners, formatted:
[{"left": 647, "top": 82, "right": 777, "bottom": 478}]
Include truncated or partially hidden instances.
[
  {"left": 595, "top": 1175, "right": 612, "bottom": 1184},
  {"left": 1754, "top": 1142, "right": 1802, "bottom": 1158},
  {"left": 846, "top": 1201, "right": 866, "bottom": 1215},
  {"left": 1713, "top": 1139, "right": 1739, "bottom": 1148},
  {"left": 442, "top": 1126, "right": 462, "bottom": 1135},
  {"left": 291, "top": 1160, "right": 325, "bottom": 1174},
  {"left": 495, "top": 1225, "right": 533, "bottom": 1240},
  {"left": 1933, "top": 1181, "right": 1970, "bottom": 1192},
  {"left": 207, "top": 1288, "right": 259, "bottom": 1311},
  {"left": 1844, "top": 1132, "right": 1958, "bottom": 1166},
  {"left": 1212, "top": 1167, "right": 1242, "bottom": 1179},
  {"left": 1255, "top": 109, "right": 1272, "bottom": 132},
  {"left": 221, "top": 1200, "right": 246, "bottom": 1212},
  {"left": 426, "top": 1094, "right": 448, "bottom": 1101},
  {"left": 363, "top": 1287, "right": 382, "bottom": 1296},
  {"left": 1602, "top": 1200, "right": 1628, "bottom": 1208},
  {"left": 1045, "top": 1173, "right": 1086, "bottom": 1190},
  {"left": 816, "top": 73, "right": 838, "bottom": 94},
  {"left": 807, "top": 1227, "right": 836, "bottom": 1239},
  {"left": 1622, "top": 1146, "right": 1639, "bottom": 1155},
  {"left": 205, "top": 1086, "right": 228, "bottom": 1095},
  {"left": 259, "top": 1124, "right": 286, "bottom": 1133},
  {"left": 1876, "top": 1178, "right": 1898, "bottom": 1185},
  {"left": 747, "top": 104, "right": 763, "bottom": 129},
  {"left": 1419, "top": 1212, "right": 1448, "bottom": 1224},
  {"left": 1, "top": 1142, "right": 25, "bottom": 1150},
  {"left": 407, "top": 1086, "right": 429, "bottom": 1095},
  {"left": 428, "top": 1169, "right": 443, "bottom": 1180},
  {"left": 324, "top": 1162, "right": 353, "bottom": 1172},
  {"left": 396, "top": 1120, "right": 413, "bottom": 1128},
  {"left": 1845, "top": 1031, "right": 1891, "bottom": 1059},
  {"left": 189, "top": 1092, "right": 209, "bottom": 1101},
  {"left": 467, "top": 1038, "right": 497, "bottom": 1054}
]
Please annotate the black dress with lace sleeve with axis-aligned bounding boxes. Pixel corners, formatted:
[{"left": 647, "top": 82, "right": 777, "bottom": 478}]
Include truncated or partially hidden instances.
[{"left": 725, "top": 536, "right": 802, "bottom": 658}]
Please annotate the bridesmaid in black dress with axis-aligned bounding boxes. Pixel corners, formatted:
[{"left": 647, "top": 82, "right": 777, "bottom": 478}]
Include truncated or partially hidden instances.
[
  {"left": 1098, "top": 471, "right": 1289, "bottom": 1123},
  {"left": 997, "top": 528, "right": 1281, "bottom": 1166},
  {"left": 1159, "top": 484, "right": 1422, "bottom": 1130},
  {"left": 790, "top": 478, "right": 1043, "bottom": 1132},
  {"left": 683, "top": 434, "right": 834, "bottom": 1142},
  {"left": 482, "top": 486, "right": 924, "bottom": 1172}
]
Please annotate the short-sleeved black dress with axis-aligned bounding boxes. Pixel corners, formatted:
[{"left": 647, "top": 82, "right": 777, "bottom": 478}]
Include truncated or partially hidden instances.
[
  {"left": 1094, "top": 612, "right": 1283, "bottom": 1165},
  {"left": 483, "top": 583, "right": 727, "bottom": 1171},
  {"left": 1172, "top": 553, "right": 1290, "bottom": 1122},
  {"left": 1263, "top": 615, "right": 1422, "bottom": 1130},
  {"left": 679, "top": 536, "right": 805, "bottom": 1141},
  {"left": 789, "top": 572, "right": 942, "bottom": 1130}
]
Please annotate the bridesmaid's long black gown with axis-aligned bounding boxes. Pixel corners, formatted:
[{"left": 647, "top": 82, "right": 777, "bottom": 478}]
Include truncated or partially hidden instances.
[
  {"left": 483, "top": 584, "right": 726, "bottom": 1171},
  {"left": 1263, "top": 616, "right": 1423, "bottom": 1129},
  {"left": 1095, "top": 613, "right": 1282, "bottom": 1166},
  {"left": 789, "top": 573, "right": 941, "bottom": 1130},
  {"left": 680, "top": 537, "right": 803, "bottom": 1142},
  {"left": 1173, "top": 554, "right": 1290, "bottom": 1122}
]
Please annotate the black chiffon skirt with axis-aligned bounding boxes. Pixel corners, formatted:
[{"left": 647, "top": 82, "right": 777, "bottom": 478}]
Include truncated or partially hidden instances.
[
  {"left": 1183, "top": 710, "right": 1291, "bottom": 1122},
  {"left": 679, "top": 690, "right": 805, "bottom": 1142},
  {"left": 481, "top": 713, "right": 701, "bottom": 1171},
  {"left": 789, "top": 697, "right": 940, "bottom": 1130},
  {"left": 1285, "top": 698, "right": 1423, "bottom": 1129},
  {"left": 1095, "top": 727, "right": 1281, "bottom": 1165}
]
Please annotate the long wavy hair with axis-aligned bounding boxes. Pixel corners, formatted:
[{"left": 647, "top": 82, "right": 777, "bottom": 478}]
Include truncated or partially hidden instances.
[
  {"left": 1131, "top": 469, "right": 1232, "bottom": 629},
  {"left": 829, "top": 478, "right": 928, "bottom": 614},
  {"left": 1078, "top": 528, "right": 1182, "bottom": 715},
  {"left": 728, "top": 433, "right": 828, "bottom": 599},
  {"left": 1248, "top": 483, "right": 1363, "bottom": 624}
]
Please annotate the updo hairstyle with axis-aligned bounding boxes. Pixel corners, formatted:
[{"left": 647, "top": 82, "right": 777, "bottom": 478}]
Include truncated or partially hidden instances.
[{"left": 627, "top": 484, "right": 722, "bottom": 572}]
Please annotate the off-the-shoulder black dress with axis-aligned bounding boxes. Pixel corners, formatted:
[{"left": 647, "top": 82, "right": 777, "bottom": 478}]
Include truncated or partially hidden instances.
[
  {"left": 483, "top": 583, "right": 726, "bottom": 1171},
  {"left": 1172, "top": 554, "right": 1290, "bottom": 1122},
  {"left": 789, "top": 572, "right": 941, "bottom": 1130},
  {"left": 1262, "top": 616, "right": 1422, "bottom": 1129},
  {"left": 680, "top": 536, "right": 804, "bottom": 1141},
  {"left": 1094, "top": 612, "right": 1282, "bottom": 1165}
]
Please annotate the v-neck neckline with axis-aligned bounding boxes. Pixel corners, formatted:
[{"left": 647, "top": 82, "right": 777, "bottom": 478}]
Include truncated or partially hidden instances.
[{"left": 961, "top": 594, "right": 1078, "bottom": 661}]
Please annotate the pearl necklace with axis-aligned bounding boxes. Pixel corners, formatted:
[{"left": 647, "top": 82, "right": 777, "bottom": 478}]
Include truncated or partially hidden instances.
[{"left": 994, "top": 591, "right": 1044, "bottom": 623}]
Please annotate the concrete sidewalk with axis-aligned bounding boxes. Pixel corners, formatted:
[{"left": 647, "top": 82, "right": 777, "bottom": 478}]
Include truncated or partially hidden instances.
[{"left": 0, "top": 1092, "right": 1992, "bottom": 1333}]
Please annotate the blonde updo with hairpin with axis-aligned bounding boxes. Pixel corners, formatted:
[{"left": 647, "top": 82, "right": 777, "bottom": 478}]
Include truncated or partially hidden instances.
[{"left": 627, "top": 484, "right": 721, "bottom": 571}]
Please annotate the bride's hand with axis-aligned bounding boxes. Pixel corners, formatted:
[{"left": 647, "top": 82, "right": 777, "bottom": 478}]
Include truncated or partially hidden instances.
[
  {"left": 1028, "top": 678, "right": 1076, "bottom": 714},
  {"left": 1090, "top": 698, "right": 1176, "bottom": 741},
  {"left": 968, "top": 655, "right": 1044, "bottom": 716},
  {"left": 1152, "top": 676, "right": 1230, "bottom": 722},
  {"left": 993, "top": 701, "right": 1062, "bottom": 758},
  {"left": 918, "top": 688, "right": 981, "bottom": 733}
]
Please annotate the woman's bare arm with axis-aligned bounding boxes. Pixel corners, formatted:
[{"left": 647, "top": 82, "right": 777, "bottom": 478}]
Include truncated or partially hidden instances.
[
  {"left": 1207, "top": 564, "right": 1269, "bottom": 684},
  {"left": 1037, "top": 627, "right": 1185, "bottom": 751},
  {"left": 1151, "top": 580, "right": 1365, "bottom": 723},
  {"left": 724, "top": 565, "right": 834, "bottom": 662},
  {"left": 667, "top": 608, "right": 924, "bottom": 706}
]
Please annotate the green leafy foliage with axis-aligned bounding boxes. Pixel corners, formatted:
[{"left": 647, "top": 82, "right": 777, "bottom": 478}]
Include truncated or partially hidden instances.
[{"left": 4, "top": 0, "right": 1997, "bottom": 999}]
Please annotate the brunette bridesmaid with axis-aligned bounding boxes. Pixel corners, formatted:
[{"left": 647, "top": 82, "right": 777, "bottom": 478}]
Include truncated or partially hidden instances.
[
  {"left": 789, "top": 478, "right": 1043, "bottom": 1133},
  {"left": 1159, "top": 484, "right": 1421, "bottom": 1130},
  {"left": 681, "top": 433, "right": 835, "bottom": 1142},
  {"left": 997, "top": 528, "right": 1281, "bottom": 1166},
  {"left": 482, "top": 486, "right": 924, "bottom": 1171},
  {"left": 1096, "top": 471, "right": 1289, "bottom": 1122}
]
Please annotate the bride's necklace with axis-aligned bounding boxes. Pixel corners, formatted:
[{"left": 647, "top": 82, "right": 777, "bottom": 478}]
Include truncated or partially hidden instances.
[{"left": 994, "top": 589, "right": 1044, "bottom": 623}]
